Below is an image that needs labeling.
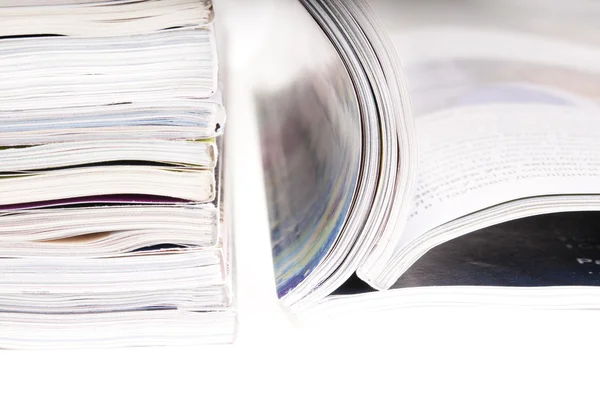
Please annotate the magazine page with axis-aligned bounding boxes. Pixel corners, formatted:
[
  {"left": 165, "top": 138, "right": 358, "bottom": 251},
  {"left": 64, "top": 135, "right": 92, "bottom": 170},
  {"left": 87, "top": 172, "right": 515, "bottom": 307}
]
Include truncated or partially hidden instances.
[
  {"left": 363, "top": 0, "right": 600, "bottom": 288},
  {"left": 251, "top": 0, "right": 363, "bottom": 301}
]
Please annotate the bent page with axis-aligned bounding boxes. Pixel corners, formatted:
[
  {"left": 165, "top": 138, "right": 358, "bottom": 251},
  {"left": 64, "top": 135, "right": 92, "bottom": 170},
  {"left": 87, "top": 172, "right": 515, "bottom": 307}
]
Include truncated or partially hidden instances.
[
  {"left": 389, "top": 24, "right": 600, "bottom": 249},
  {"left": 342, "top": 0, "right": 600, "bottom": 290},
  {"left": 399, "top": 103, "right": 600, "bottom": 246}
]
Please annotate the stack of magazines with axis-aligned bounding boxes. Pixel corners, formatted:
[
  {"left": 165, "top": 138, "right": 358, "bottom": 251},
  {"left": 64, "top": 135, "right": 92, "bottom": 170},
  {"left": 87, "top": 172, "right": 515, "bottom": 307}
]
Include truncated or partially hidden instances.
[{"left": 0, "top": 0, "right": 235, "bottom": 348}]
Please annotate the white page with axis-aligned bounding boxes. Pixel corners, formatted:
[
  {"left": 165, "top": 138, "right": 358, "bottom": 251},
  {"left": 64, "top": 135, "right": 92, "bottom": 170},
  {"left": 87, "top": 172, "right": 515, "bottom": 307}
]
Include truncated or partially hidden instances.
[
  {"left": 398, "top": 103, "right": 600, "bottom": 246},
  {"left": 388, "top": 25, "right": 600, "bottom": 249}
]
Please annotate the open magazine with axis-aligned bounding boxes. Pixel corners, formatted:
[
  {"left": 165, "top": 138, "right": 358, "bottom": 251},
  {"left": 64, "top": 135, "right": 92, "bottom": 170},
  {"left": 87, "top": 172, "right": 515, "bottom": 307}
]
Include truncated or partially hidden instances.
[{"left": 253, "top": 0, "right": 600, "bottom": 313}]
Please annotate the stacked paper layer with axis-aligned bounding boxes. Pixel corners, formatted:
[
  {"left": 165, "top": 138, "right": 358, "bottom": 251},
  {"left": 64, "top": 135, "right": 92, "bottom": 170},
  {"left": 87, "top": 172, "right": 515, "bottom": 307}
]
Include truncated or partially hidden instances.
[{"left": 0, "top": 0, "right": 234, "bottom": 348}]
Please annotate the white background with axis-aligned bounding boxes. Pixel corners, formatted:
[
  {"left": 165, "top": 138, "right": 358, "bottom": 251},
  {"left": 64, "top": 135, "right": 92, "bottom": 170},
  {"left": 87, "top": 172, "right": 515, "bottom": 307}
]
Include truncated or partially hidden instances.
[{"left": 2, "top": 1, "right": 600, "bottom": 396}]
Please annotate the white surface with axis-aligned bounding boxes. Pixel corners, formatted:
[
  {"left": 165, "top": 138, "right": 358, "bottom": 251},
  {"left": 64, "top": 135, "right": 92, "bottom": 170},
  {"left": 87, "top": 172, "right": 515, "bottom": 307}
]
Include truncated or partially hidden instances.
[{"left": 1, "top": 1, "right": 600, "bottom": 396}]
